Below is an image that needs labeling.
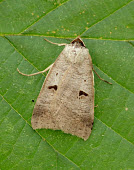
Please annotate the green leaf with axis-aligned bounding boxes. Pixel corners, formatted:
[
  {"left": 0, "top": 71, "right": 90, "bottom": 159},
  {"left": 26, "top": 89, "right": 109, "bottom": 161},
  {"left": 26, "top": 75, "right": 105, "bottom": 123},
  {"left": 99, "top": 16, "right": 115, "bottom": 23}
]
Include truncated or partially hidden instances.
[{"left": 0, "top": 0, "right": 134, "bottom": 169}]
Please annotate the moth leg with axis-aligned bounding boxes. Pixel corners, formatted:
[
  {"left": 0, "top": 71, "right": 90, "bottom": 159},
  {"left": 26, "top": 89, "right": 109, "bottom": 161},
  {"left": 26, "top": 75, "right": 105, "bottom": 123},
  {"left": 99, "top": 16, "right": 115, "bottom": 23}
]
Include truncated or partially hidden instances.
[
  {"left": 44, "top": 38, "right": 67, "bottom": 46},
  {"left": 17, "top": 63, "right": 53, "bottom": 76},
  {"left": 92, "top": 67, "right": 112, "bottom": 85}
]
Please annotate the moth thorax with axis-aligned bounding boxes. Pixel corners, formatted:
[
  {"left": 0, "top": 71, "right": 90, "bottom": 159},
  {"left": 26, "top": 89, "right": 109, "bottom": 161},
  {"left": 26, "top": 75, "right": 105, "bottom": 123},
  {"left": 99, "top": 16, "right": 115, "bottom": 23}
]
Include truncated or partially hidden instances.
[
  {"left": 65, "top": 45, "right": 87, "bottom": 64},
  {"left": 72, "top": 42, "right": 83, "bottom": 48}
]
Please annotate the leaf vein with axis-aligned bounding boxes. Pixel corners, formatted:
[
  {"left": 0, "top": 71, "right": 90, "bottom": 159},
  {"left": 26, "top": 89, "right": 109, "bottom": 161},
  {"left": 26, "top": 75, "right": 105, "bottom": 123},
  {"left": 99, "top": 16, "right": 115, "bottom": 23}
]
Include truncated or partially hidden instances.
[
  {"left": 0, "top": 94, "right": 81, "bottom": 169},
  {"left": 19, "top": 0, "right": 70, "bottom": 34},
  {"left": 81, "top": 0, "right": 133, "bottom": 36}
]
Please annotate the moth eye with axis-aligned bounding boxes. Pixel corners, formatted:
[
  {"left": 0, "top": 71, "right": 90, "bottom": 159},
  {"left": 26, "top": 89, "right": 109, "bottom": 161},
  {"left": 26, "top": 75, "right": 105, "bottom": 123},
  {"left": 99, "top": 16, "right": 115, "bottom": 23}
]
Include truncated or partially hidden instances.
[
  {"left": 48, "top": 85, "right": 58, "bottom": 91},
  {"left": 79, "top": 90, "right": 88, "bottom": 96},
  {"left": 56, "top": 73, "right": 58, "bottom": 76},
  {"left": 84, "top": 80, "right": 86, "bottom": 82}
]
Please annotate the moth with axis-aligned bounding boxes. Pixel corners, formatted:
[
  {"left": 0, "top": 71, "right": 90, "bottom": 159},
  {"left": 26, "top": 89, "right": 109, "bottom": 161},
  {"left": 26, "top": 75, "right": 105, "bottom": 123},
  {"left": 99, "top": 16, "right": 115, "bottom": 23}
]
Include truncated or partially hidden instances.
[{"left": 17, "top": 36, "right": 111, "bottom": 140}]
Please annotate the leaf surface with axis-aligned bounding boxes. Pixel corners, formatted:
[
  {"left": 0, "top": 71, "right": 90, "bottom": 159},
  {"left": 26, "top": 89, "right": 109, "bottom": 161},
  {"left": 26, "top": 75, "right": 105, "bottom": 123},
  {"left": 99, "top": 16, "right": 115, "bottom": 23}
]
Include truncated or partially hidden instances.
[{"left": 0, "top": 0, "right": 134, "bottom": 169}]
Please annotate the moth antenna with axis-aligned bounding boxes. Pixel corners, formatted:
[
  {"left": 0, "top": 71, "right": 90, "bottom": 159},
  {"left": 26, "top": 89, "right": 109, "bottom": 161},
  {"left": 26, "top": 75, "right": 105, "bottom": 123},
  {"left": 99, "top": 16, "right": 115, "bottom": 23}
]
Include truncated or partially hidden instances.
[
  {"left": 44, "top": 38, "right": 67, "bottom": 46},
  {"left": 17, "top": 63, "right": 53, "bottom": 76},
  {"left": 93, "top": 67, "right": 112, "bottom": 85}
]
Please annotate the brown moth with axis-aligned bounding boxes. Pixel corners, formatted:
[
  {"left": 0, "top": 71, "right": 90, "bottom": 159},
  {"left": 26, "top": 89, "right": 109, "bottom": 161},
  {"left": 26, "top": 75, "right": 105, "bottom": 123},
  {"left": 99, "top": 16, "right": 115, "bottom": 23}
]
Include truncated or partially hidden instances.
[
  {"left": 17, "top": 37, "right": 111, "bottom": 140},
  {"left": 31, "top": 37, "right": 94, "bottom": 140}
]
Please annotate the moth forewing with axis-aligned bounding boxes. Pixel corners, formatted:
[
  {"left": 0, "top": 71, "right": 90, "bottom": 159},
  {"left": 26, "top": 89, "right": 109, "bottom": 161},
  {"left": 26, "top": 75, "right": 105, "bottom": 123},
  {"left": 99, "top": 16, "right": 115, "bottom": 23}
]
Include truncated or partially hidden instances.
[{"left": 31, "top": 37, "right": 94, "bottom": 140}]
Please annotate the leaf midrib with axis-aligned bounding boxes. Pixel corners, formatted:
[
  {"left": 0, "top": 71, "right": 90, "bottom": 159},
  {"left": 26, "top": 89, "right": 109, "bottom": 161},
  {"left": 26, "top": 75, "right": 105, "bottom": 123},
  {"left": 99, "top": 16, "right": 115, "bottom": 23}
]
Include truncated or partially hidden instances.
[
  {"left": 4, "top": 36, "right": 134, "bottom": 95},
  {"left": 0, "top": 0, "right": 133, "bottom": 40}
]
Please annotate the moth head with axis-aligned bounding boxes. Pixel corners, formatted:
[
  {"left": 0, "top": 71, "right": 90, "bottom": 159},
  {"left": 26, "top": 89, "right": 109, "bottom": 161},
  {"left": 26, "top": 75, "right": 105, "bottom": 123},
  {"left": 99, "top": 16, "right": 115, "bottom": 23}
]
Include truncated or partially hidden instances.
[{"left": 71, "top": 36, "right": 85, "bottom": 47}]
